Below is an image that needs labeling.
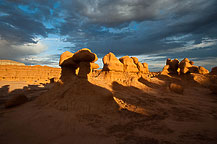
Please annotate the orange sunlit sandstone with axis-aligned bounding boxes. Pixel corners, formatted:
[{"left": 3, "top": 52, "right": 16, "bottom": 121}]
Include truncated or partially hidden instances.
[
  {"left": 0, "top": 65, "right": 61, "bottom": 83},
  {"left": 0, "top": 48, "right": 217, "bottom": 144}
]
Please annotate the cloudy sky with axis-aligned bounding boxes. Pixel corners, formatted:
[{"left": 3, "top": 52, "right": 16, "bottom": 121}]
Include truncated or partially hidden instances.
[{"left": 0, "top": 0, "right": 217, "bottom": 71}]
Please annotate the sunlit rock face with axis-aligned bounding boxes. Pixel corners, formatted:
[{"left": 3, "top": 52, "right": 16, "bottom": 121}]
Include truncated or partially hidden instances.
[
  {"left": 102, "top": 52, "right": 124, "bottom": 72},
  {"left": 0, "top": 60, "right": 25, "bottom": 66},
  {"left": 0, "top": 65, "right": 60, "bottom": 83}
]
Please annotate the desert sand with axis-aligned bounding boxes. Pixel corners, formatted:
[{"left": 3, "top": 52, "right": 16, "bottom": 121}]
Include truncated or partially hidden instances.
[{"left": 0, "top": 49, "right": 217, "bottom": 144}]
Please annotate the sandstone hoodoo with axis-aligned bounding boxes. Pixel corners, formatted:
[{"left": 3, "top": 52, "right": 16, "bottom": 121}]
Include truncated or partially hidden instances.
[
  {"left": 59, "top": 48, "right": 99, "bottom": 81},
  {"left": 102, "top": 52, "right": 124, "bottom": 72},
  {"left": 1, "top": 48, "right": 217, "bottom": 144},
  {"left": 39, "top": 49, "right": 118, "bottom": 113},
  {"left": 119, "top": 56, "right": 139, "bottom": 73},
  {"left": 161, "top": 58, "right": 209, "bottom": 75}
]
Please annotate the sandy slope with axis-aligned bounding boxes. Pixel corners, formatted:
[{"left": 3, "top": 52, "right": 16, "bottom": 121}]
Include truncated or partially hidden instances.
[{"left": 0, "top": 75, "right": 217, "bottom": 144}]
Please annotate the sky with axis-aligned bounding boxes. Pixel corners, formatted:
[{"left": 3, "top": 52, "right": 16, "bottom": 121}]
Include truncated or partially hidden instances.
[{"left": 0, "top": 0, "right": 217, "bottom": 71}]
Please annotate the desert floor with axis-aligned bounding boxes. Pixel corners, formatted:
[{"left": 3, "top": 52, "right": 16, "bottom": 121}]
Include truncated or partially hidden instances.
[{"left": 0, "top": 75, "right": 217, "bottom": 144}]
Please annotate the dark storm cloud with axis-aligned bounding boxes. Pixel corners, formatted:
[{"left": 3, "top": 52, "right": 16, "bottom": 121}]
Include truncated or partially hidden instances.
[
  {"left": 1, "top": 0, "right": 217, "bottom": 68},
  {"left": 56, "top": 0, "right": 217, "bottom": 58}
]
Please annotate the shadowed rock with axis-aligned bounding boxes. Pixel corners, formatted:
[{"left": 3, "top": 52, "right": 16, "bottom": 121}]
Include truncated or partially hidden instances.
[
  {"left": 78, "top": 62, "right": 91, "bottom": 79},
  {"left": 210, "top": 67, "right": 217, "bottom": 75},
  {"left": 72, "top": 48, "right": 98, "bottom": 63},
  {"left": 169, "top": 83, "right": 184, "bottom": 94},
  {"left": 59, "top": 51, "right": 78, "bottom": 82},
  {"left": 5, "top": 94, "right": 28, "bottom": 108}
]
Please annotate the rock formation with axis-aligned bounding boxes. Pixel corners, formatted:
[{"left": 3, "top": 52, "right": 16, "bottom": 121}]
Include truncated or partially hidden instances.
[
  {"left": 0, "top": 60, "right": 25, "bottom": 66},
  {"left": 102, "top": 52, "right": 124, "bottom": 72},
  {"left": 210, "top": 67, "right": 217, "bottom": 75},
  {"left": 169, "top": 83, "right": 184, "bottom": 94},
  {"left": 161, "top": 58, "right": 209, "bottom": 75},
  {"left": 119, "top": 56, "right": 139, "bottom": 73},
  {"left": 0, "top": 65, "right": 61, "bottom": 83},
  {"left": 59, "top": 48, "right": 99, "bottom": 81},
  {"left": 5, "top": 94, "right": 28, "bottom": 108}
]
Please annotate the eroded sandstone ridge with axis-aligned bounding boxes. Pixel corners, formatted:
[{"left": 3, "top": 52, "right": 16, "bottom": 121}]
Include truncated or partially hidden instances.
[
  {"left": 0, "top": 60, "right": 25, "bottom": 66},
  {"left": 0, "top": 65, "right": 61, "bottom": 83}
]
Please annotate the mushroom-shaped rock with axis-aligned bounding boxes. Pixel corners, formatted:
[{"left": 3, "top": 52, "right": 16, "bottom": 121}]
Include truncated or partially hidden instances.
[
  {"left": 198, "top": 66, "right": 209, "bottom": 74},
  {"left": 59, "top": 51, "right": 79, "bottom": 82},
  {"left": 119, "top": 56, "right": 139, "bottom": 73},
  {"left": 59, "top": 51, "right": 78, "bottom": 67},
  {"left": 72, "top": 48, "right": 98, "bottom": 63},
  {"left": 102, "top": 52, "right": 123, "bottom": 72}
]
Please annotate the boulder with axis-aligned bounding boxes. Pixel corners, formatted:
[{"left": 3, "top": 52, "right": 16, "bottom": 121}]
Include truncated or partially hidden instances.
[
  {"left": 210, "top": 67, "right": 217, "bottom": 75},
  {"left": 169, "top": 83, "right": 184, "bottom": 94},
  {"left": 198, "top": 66, "right": 209, "bottom": 74},
  {"left": 72, "top": 48, "right": 98, "bottom": 63},
  {"left": 189, "top": 61, "right": 194, "bottom": 65},
  {"left": 102, "top": 52, "right": 124, "bottom": 72},
  {"left": 119, "top": 56, "right": 139, "bottom": 73},
  {"left": 161, "top": 65, "right": 170, "bottom": 75},
  {"left": 91, "top": 63, "right": 99, "bottom": 69},
  {"left": 5, "top": 94, "right": 28, "bottom": 108}
]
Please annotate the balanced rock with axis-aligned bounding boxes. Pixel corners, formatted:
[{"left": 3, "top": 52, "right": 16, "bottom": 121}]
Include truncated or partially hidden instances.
[
  {"left": 73, "top": 48, "right": 98, "bottom": 63},
  {"left": 102, "top": 52, "right": 123, "bottom": 72},
  {"left": 119, "top": 56, "right": 139, "bottom": 73}
]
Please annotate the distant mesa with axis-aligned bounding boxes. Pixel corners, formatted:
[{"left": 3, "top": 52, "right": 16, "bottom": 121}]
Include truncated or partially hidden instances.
[
  {"left": 0, "top": 60, "right": 60, "bottom": 84},
  {"left": 0, "top": 60, "right": 25, "bottom": 66}
]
